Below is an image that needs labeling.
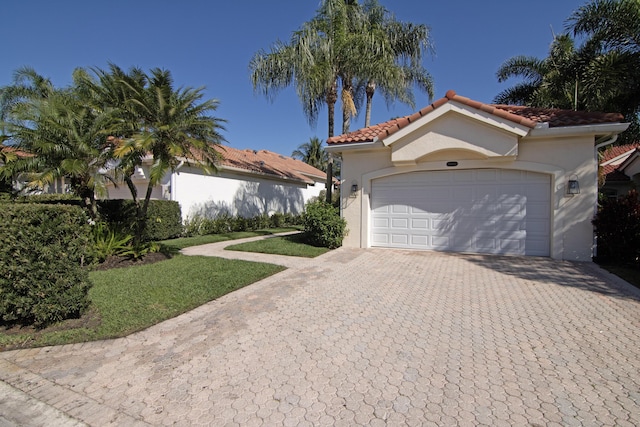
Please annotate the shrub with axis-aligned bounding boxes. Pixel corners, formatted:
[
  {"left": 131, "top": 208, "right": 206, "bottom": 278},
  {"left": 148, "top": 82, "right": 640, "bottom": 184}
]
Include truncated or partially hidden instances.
[
  {"left": 143, "top": 200, "right": 183, "bottom": 241},
  {"left": 90, "top": 222, "right": 133, "bottom": 262},
  {"left": 0, "top": 204, "right": 93, "bottom": 327},
  {"left": 98, "top": 199, "right": 183, "bottom": 241},
  {"left": 302, "top": 200, "right": 347, "bottom": 249},
  {"left": 593, "top": 189, "right": 640, "bottom": 264}
]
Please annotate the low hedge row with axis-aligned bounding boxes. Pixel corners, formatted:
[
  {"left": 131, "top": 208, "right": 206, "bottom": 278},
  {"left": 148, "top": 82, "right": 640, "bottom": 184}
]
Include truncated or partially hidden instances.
[
  {"left": 99, "top": 199, "right": 183, "bottom": 241},
  {"left": 4, "top": 195, "right": 183, "bottom": 242},
  {"left": 183, "top": 212, "right": 302, "bottom": 237},
  {"left": 0, "top": 204, "right": 93, "bottom": 327}
]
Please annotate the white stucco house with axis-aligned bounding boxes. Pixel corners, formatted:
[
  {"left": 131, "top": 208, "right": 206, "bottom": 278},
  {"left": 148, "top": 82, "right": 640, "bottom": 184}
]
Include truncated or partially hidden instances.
[
  {"left": 104, "top": 145, "right": 328, "bottom": 219},
  {"left": 326, "top": 90, "right": 629, "bottom": 261}
]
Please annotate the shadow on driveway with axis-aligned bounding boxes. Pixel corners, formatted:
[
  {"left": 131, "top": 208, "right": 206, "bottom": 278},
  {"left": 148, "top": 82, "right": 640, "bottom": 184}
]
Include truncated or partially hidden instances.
[{"left": 461, "top": 254, "right": 640, "bottom": 301}]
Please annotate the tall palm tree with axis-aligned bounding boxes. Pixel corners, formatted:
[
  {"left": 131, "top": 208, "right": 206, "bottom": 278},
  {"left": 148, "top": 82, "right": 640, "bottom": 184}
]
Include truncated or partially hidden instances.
[
  {"left": 251, "top": 0, "right": 434, "bottom": 201},
  {"left": 360, "top": 0, "right": 435, "bottom": 127},
  {"left": 292, "top": 137, "right": 328, "bottom": 171}
]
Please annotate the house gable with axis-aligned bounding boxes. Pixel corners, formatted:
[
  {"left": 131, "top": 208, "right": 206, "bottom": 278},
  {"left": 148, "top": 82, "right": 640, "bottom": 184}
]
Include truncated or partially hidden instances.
[{"left": 380, "top": 103, "right": 529, "bottom": 166}]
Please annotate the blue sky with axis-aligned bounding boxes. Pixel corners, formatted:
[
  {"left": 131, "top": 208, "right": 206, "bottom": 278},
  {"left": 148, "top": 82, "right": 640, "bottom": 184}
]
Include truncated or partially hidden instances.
[{"left": 1, "top": 0, "right": 586, "bottom": 156}]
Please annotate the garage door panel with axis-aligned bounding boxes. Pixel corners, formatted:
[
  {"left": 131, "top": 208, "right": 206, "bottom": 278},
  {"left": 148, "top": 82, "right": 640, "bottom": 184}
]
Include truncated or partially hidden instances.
[
  {"left": 391, "top": 218, "right": 409, "bottom": 229},
  {"left": 372, "top": 218, "right": 390, "bottom": 228},
  {"left": 391, "top": 234, "right": 409, "bottom": 245},
  {"left": 411, "top": 219, "right": 429, "bottom": 229},
  {"left": 371, "top": 169, "right": 550, "bottom": 256}
]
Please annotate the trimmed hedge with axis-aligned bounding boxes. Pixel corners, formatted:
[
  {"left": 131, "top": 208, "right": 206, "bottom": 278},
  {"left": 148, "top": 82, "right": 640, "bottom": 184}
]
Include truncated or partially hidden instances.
[
  {"left": 5, "top": 196, "right": 183, "bottom": 242},
  {"left": 98, "top": 199, "right": 184, "bottom": 241},
  {"left": 302, "top": 200, "right": 347, "bottom": 249},
  {"left": 0, "top": 204, "right": 93, "bottom": 327}
]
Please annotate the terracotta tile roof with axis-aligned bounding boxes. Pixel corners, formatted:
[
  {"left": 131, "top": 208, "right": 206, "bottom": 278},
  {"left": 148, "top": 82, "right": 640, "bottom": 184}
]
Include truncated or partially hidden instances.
[
  {"left": 327, "top": 90, "right": 625, "bottom": 145},
  {"left": 599, "top": 143, "right": 640, "bottom": 182},
  {"left": 105, "top": 137, "right": 327, "bottom": 185},
  {"left": 215, "top": 145, "right": 326, "bottom": 185},
  {"left": 0, "top": 143, "right": 31, "bottom": 159}
]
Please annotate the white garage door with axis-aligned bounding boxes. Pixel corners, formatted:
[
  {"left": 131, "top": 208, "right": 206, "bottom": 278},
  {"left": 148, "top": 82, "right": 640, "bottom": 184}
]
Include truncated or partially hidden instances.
[{"left": 371, "top": 169, "right": 550, "bottom": 256}]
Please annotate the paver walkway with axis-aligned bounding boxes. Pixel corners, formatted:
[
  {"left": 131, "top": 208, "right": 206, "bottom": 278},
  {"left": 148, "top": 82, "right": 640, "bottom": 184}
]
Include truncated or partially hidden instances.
[{"left": 1, "top": 235, "right": 640, "bottom": 426}]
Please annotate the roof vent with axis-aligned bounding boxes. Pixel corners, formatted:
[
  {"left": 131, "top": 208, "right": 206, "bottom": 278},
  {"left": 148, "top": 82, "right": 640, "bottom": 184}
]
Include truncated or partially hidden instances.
[
  {"left": 253, "top": 150, "right": 258, "bottom": 154},
  {"left": 259, "top": 161, "right": 265, "bottom": 167}
]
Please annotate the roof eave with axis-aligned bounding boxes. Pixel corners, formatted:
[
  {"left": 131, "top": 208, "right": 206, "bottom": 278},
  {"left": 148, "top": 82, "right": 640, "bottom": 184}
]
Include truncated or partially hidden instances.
[
  {"left": 325, "top": 140, "right": 384, "bottom": 153},
  {"left": 527, "top": 122, "right": 630, "bottom": 139}
]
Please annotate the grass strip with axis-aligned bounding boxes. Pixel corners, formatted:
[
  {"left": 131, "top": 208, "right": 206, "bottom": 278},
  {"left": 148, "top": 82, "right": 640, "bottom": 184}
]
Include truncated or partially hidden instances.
[
  {"left": 0, "top": 255, "right": 284, "bottom": 350},
  {"left": 159, "top": 228, "right": 300, "bottom": 250},
  {"left": 225, "top": 233, "right": 329, "bottom": 258}
]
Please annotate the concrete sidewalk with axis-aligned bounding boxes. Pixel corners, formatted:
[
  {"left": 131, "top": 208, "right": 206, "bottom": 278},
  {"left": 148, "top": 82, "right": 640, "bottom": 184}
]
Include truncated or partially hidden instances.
[{"left": 1, "top": 234, "right": 640, "bottom": 426}]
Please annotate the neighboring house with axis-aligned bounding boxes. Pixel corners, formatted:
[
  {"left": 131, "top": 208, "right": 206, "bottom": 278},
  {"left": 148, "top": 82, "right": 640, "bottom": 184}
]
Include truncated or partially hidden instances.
[
  {"left": 104, "top": 145, "right": 327, "bottom": 219},
  {"left": 599, "top": 143, "right": 640, "bottom": 199},
  {"left": 326, "top": 90, "right": 629, "bottom": 261}
]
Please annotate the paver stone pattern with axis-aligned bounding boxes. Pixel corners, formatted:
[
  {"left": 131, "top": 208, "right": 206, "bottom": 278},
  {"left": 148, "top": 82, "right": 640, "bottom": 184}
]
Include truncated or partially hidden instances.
[{"left": 1, "top": 246, "right": 639, "bottom": 426}]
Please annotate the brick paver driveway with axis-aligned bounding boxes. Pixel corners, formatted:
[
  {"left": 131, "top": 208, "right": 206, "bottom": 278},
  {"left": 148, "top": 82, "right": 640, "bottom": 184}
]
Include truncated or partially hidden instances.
[{"left": 1, "top": 245, "right": 640, "bottom": 426}]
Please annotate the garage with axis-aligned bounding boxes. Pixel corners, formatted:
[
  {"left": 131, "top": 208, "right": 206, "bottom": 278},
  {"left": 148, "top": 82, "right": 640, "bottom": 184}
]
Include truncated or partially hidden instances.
[{"left": 371, "top": 169, "right": 551, "bottom": 256}]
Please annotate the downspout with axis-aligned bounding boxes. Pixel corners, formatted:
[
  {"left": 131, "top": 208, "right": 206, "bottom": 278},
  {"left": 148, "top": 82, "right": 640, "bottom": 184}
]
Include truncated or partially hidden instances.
[{"left": 593, "top": 134, "right": 619, "bottom": 258}]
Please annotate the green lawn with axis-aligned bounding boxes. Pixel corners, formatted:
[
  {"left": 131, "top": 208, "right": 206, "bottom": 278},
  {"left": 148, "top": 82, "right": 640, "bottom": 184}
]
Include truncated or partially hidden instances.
[
  {"left": 159, "top": 228, "right": 300, "bottom": 250},
  {"left": 0, "top": 255, "right": 284, "bottom": 350},
  {"left": 225, "top": 233, "right": 330, "bottom": 258}
]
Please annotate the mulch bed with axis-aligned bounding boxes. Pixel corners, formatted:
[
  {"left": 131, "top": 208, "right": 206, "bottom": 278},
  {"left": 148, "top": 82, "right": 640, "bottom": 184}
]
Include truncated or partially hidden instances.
[{"left": 90, "top": 252, "right": 172, "bottom": 271}]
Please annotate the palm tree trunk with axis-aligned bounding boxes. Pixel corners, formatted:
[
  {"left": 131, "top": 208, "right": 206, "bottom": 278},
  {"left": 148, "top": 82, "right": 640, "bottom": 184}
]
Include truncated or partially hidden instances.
[
  {"left": 365, "top": 80, "right": 376, "bottom": 127},
  {"left": 326, "top": 82, "right": 338, "bottom": 203}
]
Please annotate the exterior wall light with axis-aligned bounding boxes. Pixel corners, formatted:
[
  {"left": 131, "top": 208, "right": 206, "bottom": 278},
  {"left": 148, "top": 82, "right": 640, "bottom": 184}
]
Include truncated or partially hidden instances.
[
  {"left": 350, "top": 183, "right": 358, "bottom": 198},
  {"left": 567, "top": 176, "right": 580, "bottom": 195}
]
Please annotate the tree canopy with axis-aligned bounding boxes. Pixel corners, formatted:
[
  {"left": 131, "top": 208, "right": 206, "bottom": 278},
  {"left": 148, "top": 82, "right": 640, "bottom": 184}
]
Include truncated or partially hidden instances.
[
  {"left": 0, "top": 65, "right": 226, "bottom": 240},
  {"left": 495, "top": 0, "right": 640, "bottom": 142}
]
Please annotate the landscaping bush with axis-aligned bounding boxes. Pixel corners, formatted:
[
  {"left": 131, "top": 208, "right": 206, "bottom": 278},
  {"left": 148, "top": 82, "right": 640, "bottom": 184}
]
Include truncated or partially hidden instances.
[
  {"left": 98, "top": 199, "right": 183, "bottom": 241},
  {"left": 0, "top": 204, "right": 93, "bottom": 327},
  {"left": 593, "top": 189, "right": 640, "bottom": 264},
  {"left": 90, "top": 222, "right": 133, "bottom": 262},
  {"left": 9, "top": 193, "right": 83, "bottom": 206},
  {"left": 302, "top": 200, "right": 347, "bottom": 249}
]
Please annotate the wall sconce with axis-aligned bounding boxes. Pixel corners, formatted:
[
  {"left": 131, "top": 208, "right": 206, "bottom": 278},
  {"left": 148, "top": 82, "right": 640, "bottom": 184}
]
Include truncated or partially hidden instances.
[
  {"left": 567, "top": 175, "right": 580, "bottom": 195},
  {"left": 350, "top": 183, "right": 358, "bottom": 198}
]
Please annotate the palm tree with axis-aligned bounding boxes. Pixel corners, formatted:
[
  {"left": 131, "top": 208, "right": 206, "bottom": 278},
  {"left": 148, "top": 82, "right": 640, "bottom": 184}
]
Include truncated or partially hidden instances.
[
  {"left": 359, "top": 0, "right": 435, "bottom": 127},
  {"left": 567, "top": 0, "right": 640, "bottom": 141},
  {"left": 568, "top": 0, "right": 640, "bottom": 53},
  {"left": 496, "top": 1, "right": 640, "bottom": 142},
  {"left": 109, "top": 67, "right": 227, "bottom": 243},
  {"left": 0, "top": 76, "right": 118, "bottom": 218},
  {"left": 494, "top": 33, "right": 581, "bottom": 109},
  {"left": 0, "top": 66, "right": 55, "bottom": 123},
  {"left": 292, "top": 137, "right": 329, "bottom": 171},
  {"left": 251, "top": 0, "right": 434, "bottom": 201}
]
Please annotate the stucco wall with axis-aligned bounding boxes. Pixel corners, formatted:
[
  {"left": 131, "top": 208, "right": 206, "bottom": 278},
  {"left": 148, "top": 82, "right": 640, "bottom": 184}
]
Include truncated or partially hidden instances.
[
  {"left": 105, "top": 165, "right": 325, "bottom": 220},
  {"left": 174, "top": 167, "right": 325, "bottom": 219},
  {"left": 335, "top": 122, "right": 599, "bottom": 261}
]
